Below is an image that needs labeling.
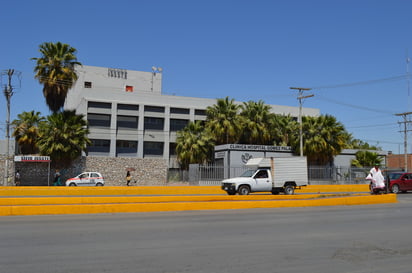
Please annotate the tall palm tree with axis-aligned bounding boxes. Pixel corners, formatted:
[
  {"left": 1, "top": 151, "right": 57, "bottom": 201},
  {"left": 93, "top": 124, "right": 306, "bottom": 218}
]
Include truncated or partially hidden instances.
[
  {"left": 239, "top": 100, "right": 274, "bottom": 144},
  {"left": 37, "top": 110, "right": 90, "bottom": 167},
  {"left": 176, "top": 121, "right": 215, "bottom": 170},
  {"left": 297, "top": 114, "right": 349, "bottom": 165},
  {"left": 32, "top": 42, "right": 81, "bottom": 113},
  {"left": 11, "top": 111, "right": 45, "bottom": 154},
  {"left": 206, "top": 97, "right": 243, "bottom": 145}
]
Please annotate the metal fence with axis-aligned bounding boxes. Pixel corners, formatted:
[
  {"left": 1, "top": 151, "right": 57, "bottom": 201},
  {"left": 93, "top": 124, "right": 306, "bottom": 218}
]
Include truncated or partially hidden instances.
[{"left": 179, "top": 164, "right": 402, "bottom": 185}]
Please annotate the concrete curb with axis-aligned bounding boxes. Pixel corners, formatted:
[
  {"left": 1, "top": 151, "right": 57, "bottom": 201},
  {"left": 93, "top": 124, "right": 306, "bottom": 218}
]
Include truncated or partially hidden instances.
[
  {"left": 0, "top": 184, "right": 370, "bottom": 196},
  {"left": 0, "top": 185, "right": 395, "bottom": 216},
  {"left": 0, "top": 194, "right": 396, "bottom": 216}
]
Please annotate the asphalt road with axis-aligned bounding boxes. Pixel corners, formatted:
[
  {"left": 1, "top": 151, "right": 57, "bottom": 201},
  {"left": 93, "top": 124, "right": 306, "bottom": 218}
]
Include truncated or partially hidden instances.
[{"left": 1, "top": 194, "right": 412, "bottom": 273}]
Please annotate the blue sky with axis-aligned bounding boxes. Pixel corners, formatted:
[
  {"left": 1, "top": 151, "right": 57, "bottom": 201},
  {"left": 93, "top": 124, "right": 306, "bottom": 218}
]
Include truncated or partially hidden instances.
[{"left": 0, "top": 0, "right": 411, "bottom": 153}]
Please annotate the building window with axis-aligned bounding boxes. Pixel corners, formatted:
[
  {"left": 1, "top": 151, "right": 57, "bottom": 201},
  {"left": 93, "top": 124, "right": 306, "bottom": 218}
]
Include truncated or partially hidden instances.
[
  {"left": 144, "top": 141, "right": 164, "bottom": 156},
  {"left": 117, "top": 115, "right": 138, "bottom": 129},
  {"left": 171, "top": 107, "right": 190, "bottom": 114},
  {"left": 88, "top": 101, "right": 111, "bottom": 109},
  {"left": 116, "top": 140, "right": 137, "bottom": 155},
  {"left": 87, "top": 114, "right": 111, "bottom": 128},
  {"left": 195, "top": 109, "right": 206, "bottom": 116},
  {"left": 88, "top": 139, "right": 110, "bottom": 153},
  {"left": 125, "top": 85, "right": 133, "bottom": 92},
  {"left": 118, "top": 104, "right": 139, "bottom": 111},
  {"left": 144, "top": 117, "right": 164, "bottom": 130},
  {"left": 169, "top": 142, "right": 177, "bottom": 156},
  {"left": 170, "top": 119, "right": 189, "bottom": 131},
  {"left": 84, "top": 81, "right": 92, "bottom": 88},
  {"left": 144, "top": 105, "right": 165, "bottom": 113}
]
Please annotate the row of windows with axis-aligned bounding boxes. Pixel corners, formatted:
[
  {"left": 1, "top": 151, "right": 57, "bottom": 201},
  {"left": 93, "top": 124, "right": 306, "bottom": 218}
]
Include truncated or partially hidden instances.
[
  {"left": 87, "top": 114, "right": 189, "bottom": 131},
  {"left": 87, "top": 101, "right": 206, "bottom": 115},
  {"left": 88, "top": 139, "right": 176, "bottom": 156}
]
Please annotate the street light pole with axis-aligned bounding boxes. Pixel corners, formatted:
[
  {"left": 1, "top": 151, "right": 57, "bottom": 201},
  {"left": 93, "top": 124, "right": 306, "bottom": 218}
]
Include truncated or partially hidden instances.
[{"left": 290, "top": 87, "right": 313, "bottom": 157}]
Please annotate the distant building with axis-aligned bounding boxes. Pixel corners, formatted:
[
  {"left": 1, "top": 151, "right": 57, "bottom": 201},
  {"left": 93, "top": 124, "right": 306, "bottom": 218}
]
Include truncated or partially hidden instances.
[{"left": 64, "top": 65, "right": 320, "bottom": 167}]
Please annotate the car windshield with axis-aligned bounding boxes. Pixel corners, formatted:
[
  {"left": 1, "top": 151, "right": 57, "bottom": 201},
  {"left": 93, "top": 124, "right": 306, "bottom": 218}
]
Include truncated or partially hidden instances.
[
  {"left": 388, "top": 173, "right": 403, "bottom": 180},
  {"left": 240, "top": 170, "right": 255, "bottom": 177}
]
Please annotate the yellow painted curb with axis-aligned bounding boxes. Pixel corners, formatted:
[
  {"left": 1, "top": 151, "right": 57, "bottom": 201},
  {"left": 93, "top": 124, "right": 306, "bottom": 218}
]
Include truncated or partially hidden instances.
[
  {"left": 0, "top": 194, "right": 397, "bottom": 216},
  {"left": 0, "top": 194, "right": 354, "bottom": 206},
  {"left": 0, "top": 184, "right": 370, "bottom": 196}
]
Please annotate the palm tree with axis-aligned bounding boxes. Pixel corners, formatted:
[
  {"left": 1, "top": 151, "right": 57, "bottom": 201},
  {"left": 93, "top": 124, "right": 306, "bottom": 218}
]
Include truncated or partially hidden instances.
[
  {"left": 206, "top": 97, "right": 243, "bottom": 145},
  {"left": 270, "top": 114, "right": 298, "bottom": 146},
  {"left": 32, "top": 42, "right": 81, "bottom": 113},
  {"left": 37, "top": 110, "right": 90, "bottom": 167},
  {"left": 176, "top": 121, "right": 215, "bottom": 170},
  {"left": 297, "top": 114, "right": 349, "bottom": 165},
  {"left": 11, "top": 111, "right": 45, "bottom": 154},
  {"left": 239, "top": 100, "right": 274, "bottom": 144},
  {"left": 351, "top": 150, "right": 383, "bottom": 167}
]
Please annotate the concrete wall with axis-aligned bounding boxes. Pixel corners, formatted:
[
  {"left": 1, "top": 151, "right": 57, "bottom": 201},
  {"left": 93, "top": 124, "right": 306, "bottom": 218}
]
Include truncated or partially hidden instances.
[{"left": 0, "top": 156, "right": 167, "bottom": 186}]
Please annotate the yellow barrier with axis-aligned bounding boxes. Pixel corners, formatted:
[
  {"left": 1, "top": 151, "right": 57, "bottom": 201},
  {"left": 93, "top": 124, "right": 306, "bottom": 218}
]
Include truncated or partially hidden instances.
[
  {"left": 0, "top": 184, "right": 370, "bottom": 196},
  {"left": 0, "top": 194, "right": 396, "bottom": 216}
]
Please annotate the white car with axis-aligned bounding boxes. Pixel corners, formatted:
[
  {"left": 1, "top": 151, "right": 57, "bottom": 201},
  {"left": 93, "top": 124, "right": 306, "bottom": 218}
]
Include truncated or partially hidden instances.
[{"left": 65, "top": 172, "right": 105, "bottom": 186}]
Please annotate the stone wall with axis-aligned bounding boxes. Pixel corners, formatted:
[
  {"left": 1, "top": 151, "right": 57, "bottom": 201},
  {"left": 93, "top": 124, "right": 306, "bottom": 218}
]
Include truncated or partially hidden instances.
[{"left": 0, "top": 156, "right": 168, "bottom": 186}]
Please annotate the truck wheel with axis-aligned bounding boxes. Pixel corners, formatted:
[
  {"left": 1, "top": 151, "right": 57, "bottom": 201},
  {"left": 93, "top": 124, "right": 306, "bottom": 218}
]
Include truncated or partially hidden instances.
[
  {"left": 227, "top": 190, "right": 236, "bottom": 195},
  {"left": 238, "top": 185, "right": 250, "bottom": 195},
  {"left": 284, "top": 185, "right": 295, "bottom": 195}
]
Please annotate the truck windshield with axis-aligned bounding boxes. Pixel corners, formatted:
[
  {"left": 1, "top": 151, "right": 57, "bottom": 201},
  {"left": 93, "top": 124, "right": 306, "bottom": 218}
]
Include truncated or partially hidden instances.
[{"left": 240, "top": 170, "right": 255, "bottom": 177}]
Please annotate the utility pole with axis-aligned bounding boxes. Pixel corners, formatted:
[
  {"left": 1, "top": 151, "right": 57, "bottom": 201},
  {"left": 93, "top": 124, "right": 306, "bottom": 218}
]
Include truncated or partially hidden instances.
[
  {"left": 290, "top": 87, "right": 314, "bottom": 157},
  {"left": 395, "top": 112, "right": 412, "bottom": 172},
  {"left": 3, "top": 69, "right": 14, "bottom": 186},
  {"left": 2, "top": 69, "right": 20, "bottom": 186}
]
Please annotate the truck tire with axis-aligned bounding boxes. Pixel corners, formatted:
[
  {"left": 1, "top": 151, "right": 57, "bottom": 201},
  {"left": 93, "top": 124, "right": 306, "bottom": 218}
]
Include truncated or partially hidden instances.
[
  {"left": 238, "top": 185, "right": 250, "bottom": 195},
  {"left": 226, "top": 190, "right": 236, "bottom": 195},
  {"left": 284, "top": 185, "right": 295, "bottom": 195}
]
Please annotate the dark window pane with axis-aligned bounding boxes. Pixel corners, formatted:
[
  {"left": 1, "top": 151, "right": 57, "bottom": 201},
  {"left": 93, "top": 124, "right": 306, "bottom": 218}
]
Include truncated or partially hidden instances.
[
  {"left": 88, "top": 114, "right": 111, "bottom": 127},
  {"left": 118, "top": 104, "right": 139, "bottom": 111},
  {"left": 144, "top": 141, "right": 164, "bottom": 156},
  {"left": 88, "top": 139, "right": 110, "bottom": 153},
  {"left": 144, "top": 117, "right": 164, "bottom": 130},
  {"left": 195, "top": 109, "right": 206, "bottom": 116},
  {"left": 171, "top": 107, "right": 190, "bottom": 114},
  {"left": 170, "top": 119, "right": 189, "bottom": 131},
  {"left": 88, "top": 101, "right": 111, "bottom": 109},
  {"left": 117, "top": 115, "right": 138, "bottom": 129},
  {"left": 144, "top": 105, "right": 165, "bottom": 113}
]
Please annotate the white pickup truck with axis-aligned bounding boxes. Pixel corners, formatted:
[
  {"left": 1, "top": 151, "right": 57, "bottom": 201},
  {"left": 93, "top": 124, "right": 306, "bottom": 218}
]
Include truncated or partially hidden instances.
[{"left": 221, "top": 157, "right": 308, "bottom": 195}]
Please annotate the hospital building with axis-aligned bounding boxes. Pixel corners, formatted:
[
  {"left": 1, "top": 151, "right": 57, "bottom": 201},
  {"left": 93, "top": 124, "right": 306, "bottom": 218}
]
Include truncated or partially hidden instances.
[{"left": 64, "top": 65, "right": 320, "bottom": 168}]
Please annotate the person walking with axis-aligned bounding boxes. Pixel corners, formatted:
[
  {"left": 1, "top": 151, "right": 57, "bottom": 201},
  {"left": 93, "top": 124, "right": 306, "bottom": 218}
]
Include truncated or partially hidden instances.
[
  {"left": 126, "top": 171, "right": 132, "bottom": 186},
  {"left": 15, "top": 170, "right": 21, "bottom": 186}
]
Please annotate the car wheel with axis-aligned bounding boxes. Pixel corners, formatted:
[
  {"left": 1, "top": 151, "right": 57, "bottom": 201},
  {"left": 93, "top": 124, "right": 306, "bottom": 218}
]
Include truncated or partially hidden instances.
[
  {"left": 96, "top": 183, "right": 104, "bottom": 186},
  {"left": 226, "top": 191, "right": 236, "bottom": 195},
  {"left": 69, "top": 183, "right": 77, "bottom": 187},
  {"left": 391, "top": 184, "right": 400, "bottom": 194},
  {"left": 284, "top": 185, "right": 295, "bottom": 195},
  {"left": 238, "top": 185, "right": 250, "bottom": 195}
]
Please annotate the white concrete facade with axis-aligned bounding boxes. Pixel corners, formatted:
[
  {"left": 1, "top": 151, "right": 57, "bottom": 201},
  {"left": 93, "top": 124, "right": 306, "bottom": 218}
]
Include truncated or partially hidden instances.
[{"left": 64, "top": 65, "right": 320, "bottom": 167}]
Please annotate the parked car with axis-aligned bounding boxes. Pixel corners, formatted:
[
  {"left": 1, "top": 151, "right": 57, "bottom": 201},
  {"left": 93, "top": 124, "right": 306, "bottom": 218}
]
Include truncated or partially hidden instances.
[
  {"left": 65, "top": 172, "right": 105, "bottom": 186},
  {"left": 387, "top": 172, "right": 412, "bottom": 194}
]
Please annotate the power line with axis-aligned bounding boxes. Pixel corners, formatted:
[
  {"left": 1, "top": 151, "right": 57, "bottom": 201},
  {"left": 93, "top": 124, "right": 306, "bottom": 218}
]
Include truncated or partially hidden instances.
[{"left": 310, "top": 74, "right": 408, "bottom": 90}]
